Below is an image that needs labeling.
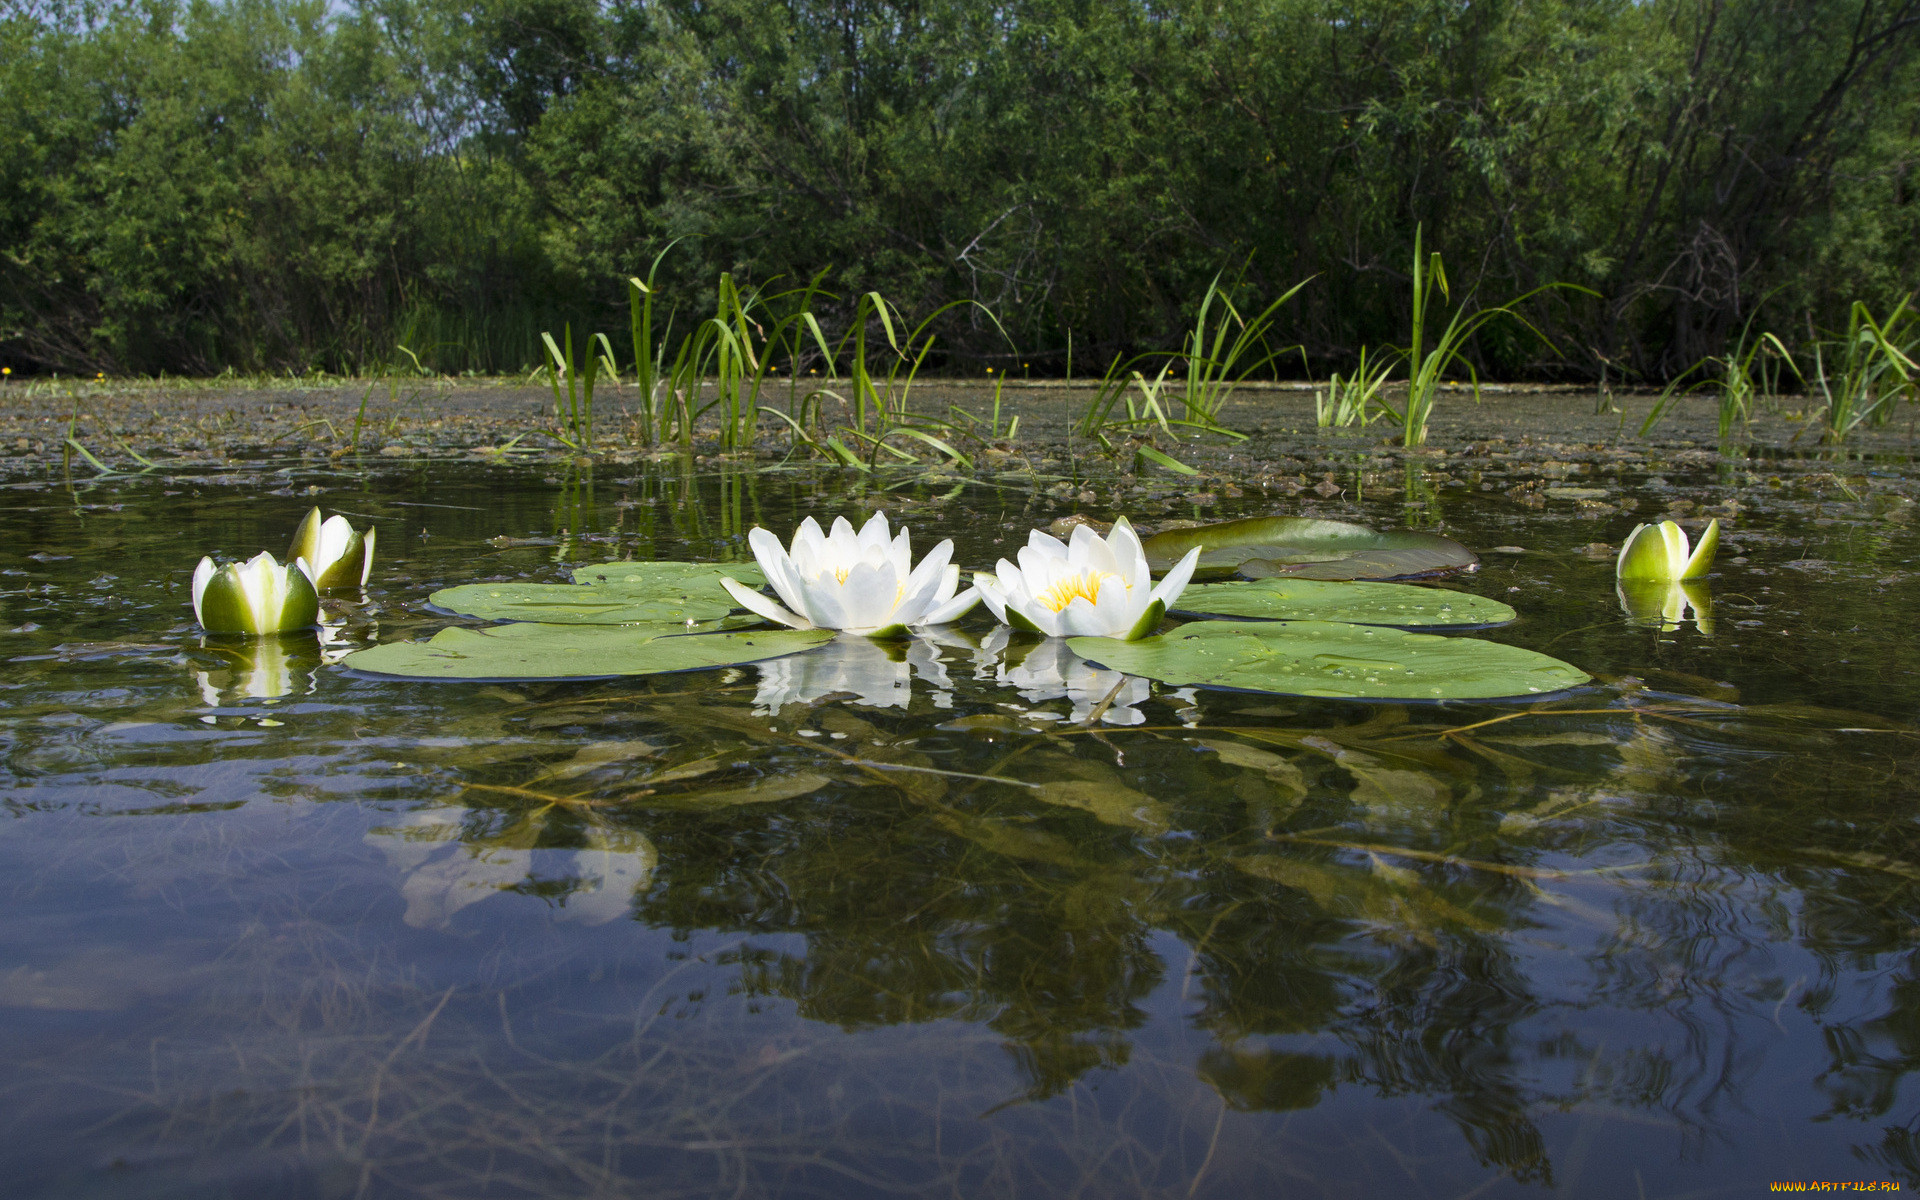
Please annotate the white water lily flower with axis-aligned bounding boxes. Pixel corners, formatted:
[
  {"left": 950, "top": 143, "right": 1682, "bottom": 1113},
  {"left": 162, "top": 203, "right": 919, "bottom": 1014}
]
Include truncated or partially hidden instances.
[
  {"left": 976, "top": 517, "right": 1199, "bottom": 640},
  {"left": 1616, "top": 518, "right": 1718, "bottom": 583},
  {"left": 721, "top": 512, "right": 979, "bottom": 637},
  {"left": 192, "top": 551, "right": 320, "bottom": 635},
  {"left": 289, "top": 507, "right": 376, "bottom": 590}
]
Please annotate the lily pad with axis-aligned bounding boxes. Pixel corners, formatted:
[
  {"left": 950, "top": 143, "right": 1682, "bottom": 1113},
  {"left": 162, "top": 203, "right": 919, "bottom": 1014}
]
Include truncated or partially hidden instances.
[
  {"left": 570, "top": 560, "right": 765, "bottom": 590},
  {"left": 1142, "top": 517, "right": 1477, "bottom": 581},
  {"left": 431, "top": 562, "right": 765, "bottom": 624},
  {"left": 343, "top": 622, "right": 832, "bottom": 680},
  {"left": 1068, "top": 620, "right": 1588, "bottom": 700},
  {"left": 428, "top": 583, "right": 746, "bottom": 625},
  {"left": 1174, "top": 579, "right": 1514, "bottom": 627}
]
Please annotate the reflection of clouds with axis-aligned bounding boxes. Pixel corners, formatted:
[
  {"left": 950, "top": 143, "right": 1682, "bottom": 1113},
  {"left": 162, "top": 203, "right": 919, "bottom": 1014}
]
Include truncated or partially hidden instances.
[
  {"left": 1617, "top": 580, "right": 1714, "bottom": 636},
  {"left": 753, "top": 632, "right": 958, "bottom": 712},
  {"left": 366, "top": 808, "right": 657, "bottom": 930},
  {"left": 980, "top": 628, "right": 1151, "bottom": 726}
]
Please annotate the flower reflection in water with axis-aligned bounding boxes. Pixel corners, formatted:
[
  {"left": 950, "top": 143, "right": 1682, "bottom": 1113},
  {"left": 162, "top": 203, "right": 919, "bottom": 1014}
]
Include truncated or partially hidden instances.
[
  {"left": 1617, "top": 579, "right": 1715, "bottom": 635},
  {"left": 978, "top": 627, "right": 1153, "bottom": 725},
  {"left": 753, "top": 630, "right": 965, "bottom": 713},
  {"left": 192, "top": 623, "right": 357, "bottom": 707}
]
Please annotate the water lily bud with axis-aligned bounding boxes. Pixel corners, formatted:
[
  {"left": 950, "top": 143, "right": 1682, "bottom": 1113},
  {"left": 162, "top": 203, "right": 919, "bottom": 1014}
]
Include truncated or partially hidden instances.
[
  {"left": 976, "top": 516, "right": 1200, "bottom": 640},
  {"left": 192, "top": 552, "right": 320, "bottom": 635},
  {"left": 1616, "top": 518, "right": 1718, "bottom": 583},
  {"left": 289, "top": 507, "right": 376, "bottom": 591},
  {"left": 720, "top": 512, "right": 980, "bottom": 637}
]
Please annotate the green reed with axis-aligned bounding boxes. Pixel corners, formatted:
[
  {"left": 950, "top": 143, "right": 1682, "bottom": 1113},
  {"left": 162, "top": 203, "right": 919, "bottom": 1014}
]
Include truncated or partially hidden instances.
[
  {"left": 1316, "top": 345, "right": 1399, "bottom": 427},
  {"left": 1638, "top": 312, "right": 1797, "bottom": 440},
  {"left": 1811, "top": 296, "right": 1917, "bottom": 442},
  {"left": 1378, "top": 225, "right": 1579, "bottom": 447}
]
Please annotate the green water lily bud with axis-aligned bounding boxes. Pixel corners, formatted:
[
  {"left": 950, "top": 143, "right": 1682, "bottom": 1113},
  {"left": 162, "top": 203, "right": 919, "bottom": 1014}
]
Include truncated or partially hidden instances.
[
  {"left": 288, "top": 507, "right": 376, "bottom": 591},
  {"left": 1616, "top": 518, "right": 1718, "bottom": 583},
  {"left": 192, "top": 552, "right": 320, "bottom": 635}
]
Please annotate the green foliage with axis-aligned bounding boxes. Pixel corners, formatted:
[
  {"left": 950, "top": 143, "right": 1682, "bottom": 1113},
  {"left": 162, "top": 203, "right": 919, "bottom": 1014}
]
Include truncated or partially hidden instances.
[{"left": 2, "top": 0, "right": 1917, "bottom": 380}]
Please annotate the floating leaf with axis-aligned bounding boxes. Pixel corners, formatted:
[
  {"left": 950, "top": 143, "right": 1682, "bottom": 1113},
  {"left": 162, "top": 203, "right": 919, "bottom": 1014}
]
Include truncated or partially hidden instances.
[
  {"left": 1175, "top": 578, "right": 1513, "bottom": 627},
  {"left": 429, "top": 582, "right": 753, "bottom": 626},
  {"left": 1142, "top": 516, "right": 1476, "bottom": 581},
  {"left": 571, "top": 560, "right": 765, "bottom": 590},
  {"left": 343, "top": 623, "right": 833, "bottom": 680},
  {"left": 1068, "top": 620, "right": 1588, "bottom": 700}
]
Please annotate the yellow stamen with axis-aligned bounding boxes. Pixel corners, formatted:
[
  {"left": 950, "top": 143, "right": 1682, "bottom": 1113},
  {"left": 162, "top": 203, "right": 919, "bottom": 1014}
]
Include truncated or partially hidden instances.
[{"left": 1035, "top": 569, "right": 1119, "bottom": 613}]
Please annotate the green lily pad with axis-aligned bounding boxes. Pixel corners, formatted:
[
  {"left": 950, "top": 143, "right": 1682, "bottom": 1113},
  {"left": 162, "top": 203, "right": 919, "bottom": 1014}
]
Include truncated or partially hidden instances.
[
  {"left": 1174, "top": 579, "right": 1514, "bottom": 627},
  {"left": 570, "top": 560, "right": 765, "bottom": 590},
  {"left": 427, "top": 583, "right": 743, "bottom": 625},
  {"left": 1142, "top": 517, "right": 1477, "bottom": 581},
  {"left": 343, "top": 623, "right": 832, "bottom": 680},
  {"left": 1067, "top": 620, "right": 1588, "bottom": 700}
]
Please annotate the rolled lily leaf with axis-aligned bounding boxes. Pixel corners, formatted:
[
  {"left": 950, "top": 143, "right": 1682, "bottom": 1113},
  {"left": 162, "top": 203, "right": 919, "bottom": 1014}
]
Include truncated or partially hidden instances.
[
  {"left": 342, "top": 622, "right": 832, "bottom": 680},
  {"left": 1141, "top": 516, "right": 1477, "bottom": 581},
  {"left": 1067, "top": 620, "right": 1589, "bottom": 700},
  {"left": 192, "top": 552, "right": 320, "bottom": 635},
  {"left": 1617, "top": 580, "right": 1714, "bottom": 636},
  {"left": 1616, "top": 519, "right": 1718, "bottom": 583},
  {"left": 1174, "top": 578, "right": 1514, "bottom": 627},
  {"left": 289, "top": 507, "right": 375, "bottom": 591}
]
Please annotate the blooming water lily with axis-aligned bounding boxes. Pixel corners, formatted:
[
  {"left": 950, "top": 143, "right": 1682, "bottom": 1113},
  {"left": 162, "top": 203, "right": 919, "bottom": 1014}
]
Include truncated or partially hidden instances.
[
  {"left": 192, "top": 552, "right": 320, "bottom": 635},
  {"left": 721, "top": 513, "right": 979, "bottom": 637},
  {"left": 289, "top": 507, "right": 376, "bottom": 590},
  {"left": 977, "top": 517, "right": 1200, "bottom": 640},
  {"left": 1616, "top": 518, "right": 1719, "bottom": 583}
]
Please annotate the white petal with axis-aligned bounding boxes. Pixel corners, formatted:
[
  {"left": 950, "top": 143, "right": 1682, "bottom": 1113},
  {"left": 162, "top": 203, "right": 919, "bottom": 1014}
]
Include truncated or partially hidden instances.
[
  {"left": 893, "top": 539, "right": 953, "bottom": 623},
  {"left": 975, "top": 575, "right": 1012, "bottom": 624},
  {"left": 191, "top": 556, "right": 215, "bottom": 626},
  {"left": 722, "top": 576, "right": 812, "bottom": 630},
  {"left": 1147, "top": 546, "right": 1201, "bottom": 611},
  {"left": 831, "top": 559, "right": 901, "bottom": 630},
  {"left": 749, "top": 527, "right": 812, "bottom": 617},
  {"left": 918, "top": 586, "right": 980, "bottom": 627}
]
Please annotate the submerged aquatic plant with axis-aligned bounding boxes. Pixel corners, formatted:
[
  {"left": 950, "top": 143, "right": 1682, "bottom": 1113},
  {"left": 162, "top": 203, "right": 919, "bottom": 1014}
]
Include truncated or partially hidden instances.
[
  {"left": 1616, "top": 518, "right": 1719, "bottom": 583},
  {"left": 289, "top": 507, "right": 376, "bottom": 591},
  {"left": 192, "top": 552, "right": 320, "bottom": 635},
  {"left": 722, "top": 512, "right": 980, "bottom": 637},
  {"left": 977, "top": 518, "right": 1200, "bottom": 640}
]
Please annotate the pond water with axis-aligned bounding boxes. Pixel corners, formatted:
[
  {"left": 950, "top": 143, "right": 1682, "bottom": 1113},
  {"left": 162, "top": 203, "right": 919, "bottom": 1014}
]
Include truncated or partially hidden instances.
[{"left": 4, "top": 429, "right": 1920, "bottom": 1198}]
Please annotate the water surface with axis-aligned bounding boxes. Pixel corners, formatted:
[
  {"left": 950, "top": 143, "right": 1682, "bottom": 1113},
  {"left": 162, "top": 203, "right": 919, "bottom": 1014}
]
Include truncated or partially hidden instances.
[{"left": 4, "top": 435, "right": 1919, "bottom": 1198}]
